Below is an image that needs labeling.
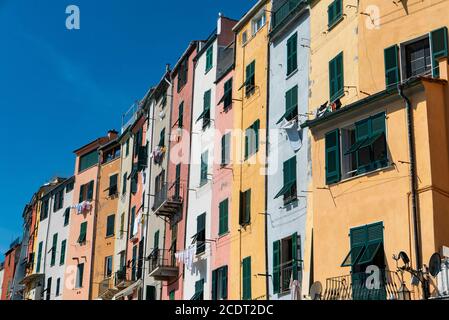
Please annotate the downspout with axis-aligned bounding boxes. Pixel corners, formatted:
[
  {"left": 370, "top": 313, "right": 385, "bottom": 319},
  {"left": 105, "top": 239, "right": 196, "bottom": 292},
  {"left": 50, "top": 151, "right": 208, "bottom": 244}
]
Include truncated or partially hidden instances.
[
  {"left": 264, "top": 30, "right": 271, "bottom": 301},
  {"left": 397, "top": 83, "right": 427, "bottom": 299},
  {"left": 88, "top": 152, "right": 102, "bottom": 300}
]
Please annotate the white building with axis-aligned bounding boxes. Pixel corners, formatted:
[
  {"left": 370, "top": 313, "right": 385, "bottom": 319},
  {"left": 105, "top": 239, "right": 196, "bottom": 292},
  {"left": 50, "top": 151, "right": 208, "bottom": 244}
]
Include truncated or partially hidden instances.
[{"left": 267, "top": 0, "right": 311, "bottom": 300}]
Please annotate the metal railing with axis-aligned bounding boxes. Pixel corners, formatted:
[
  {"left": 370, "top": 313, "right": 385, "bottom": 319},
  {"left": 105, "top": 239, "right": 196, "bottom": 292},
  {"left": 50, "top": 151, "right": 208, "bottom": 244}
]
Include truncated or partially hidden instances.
[
  {"left": 272, "top": 0, "right": 306, "bottom": 31},
  {"left": 148, "top": 249, "right": 177, "bottom": 274},
  {"left": 152, "top": 181, "right": 184, "bottom": 212},
  {"left": 279, "top": 260, "right": 303, "bottom": 293},
  {"left": 323, "top": 269, "right": 402, "bottom": 300},
  {"left": 114, "top": 267, "right": 127, "bottom": 286}
]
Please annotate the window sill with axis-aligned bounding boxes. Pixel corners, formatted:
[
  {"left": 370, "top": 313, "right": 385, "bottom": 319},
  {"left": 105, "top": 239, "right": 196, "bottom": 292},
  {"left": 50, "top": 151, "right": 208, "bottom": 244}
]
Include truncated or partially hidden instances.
[
  {"left": 327, "top": 15, "right": 344, "bottom": 32},
  {"left": 218, "top": 231, "right": 230, "bottom": 238},
  {"left": 286, "top": 68, "right": 299, "bottom": 80},
  {"left": 328, "top": 163, "right": 393, "bottom": 186},
  {"left": 105, "top": 235, "right": 115, "bottom": 240}
]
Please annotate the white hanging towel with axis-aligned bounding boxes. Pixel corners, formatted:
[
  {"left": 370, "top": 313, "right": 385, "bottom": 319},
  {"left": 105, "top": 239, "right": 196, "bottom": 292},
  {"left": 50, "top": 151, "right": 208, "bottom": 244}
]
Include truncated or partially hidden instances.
[
  {"left": 289, "top": 276, "right": 302, "bottom": 300},
  {"left": 133, "top": 210, "right": 141, "bottom": 236},
  {"left": 279, "top": 118, "right": 303, "bottom": 151}
]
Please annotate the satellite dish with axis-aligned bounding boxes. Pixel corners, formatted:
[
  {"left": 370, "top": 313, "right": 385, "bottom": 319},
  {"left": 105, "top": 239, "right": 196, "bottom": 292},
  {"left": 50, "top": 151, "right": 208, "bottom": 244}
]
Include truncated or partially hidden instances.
[
  {"left": 399, "top": 251, "right": 410, "bottom": 265},
  {"left": 429, "top": 252, "right": 442, "bottom": 277},
  {"left": 309, "top": 281, "right": 322, "bottom": 300}
]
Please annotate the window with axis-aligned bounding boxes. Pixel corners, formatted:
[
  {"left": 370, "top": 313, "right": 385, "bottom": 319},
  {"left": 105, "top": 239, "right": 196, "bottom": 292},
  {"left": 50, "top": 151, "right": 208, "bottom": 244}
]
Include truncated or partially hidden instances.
[
  {"left": 404, "top": 37, "right": 431, "bottom": 78},
  {"left": 36, "top": 241, "right": 43, "bottom": 273},
  {"left": 56, "top": 278, "right": 61, "bottom": 297},
  {"left": 41, "top": 198, "right": 49, "bottom": 221},
  {"left": 158, "top": 128, "right": 166, "bottom": 148},
  {"left": 329, "top": 52, "right": 344, "bottom": 102},
  {"left": 46, "top": 277, "right": 52, "bottom": 300},
  {"left": 106, "top": 214, "right": 115, "bottom": 237},
  {"left": 125, "top": 139, "right": 130, "bottom": 157},
  {"left": 175, "top": 164, "right": 181, "bottom": 199},
  {"left": 131, "top": 245, "right": 137, "bottom": 281},
  {"left": 195, "top": 213, "right": 206, "bottom": 255},
  {"left": 66, "top": 180, "right": 74, "bottom": 193},
  {"left": 242, "top": 31, "right": 248, "bottom": 45},
  {"left": 53, "top": 189, "right": 64, "bottom": 212},
  {"left": 154, "top": 230, "right": 160, "bottom": 251},
  {"left": 212, "top": 266, "right": 228, "bottom": 300},
  {"left": 120, "top": 213, "right": 125, "bottom": 239},
  {"left": 273, "top": 233, "right": 301, "bottom": 294},
  {"left": 192, "top": 279, "right": 204, "bottom": 300},
  {"left": 222, "top": 78, "right": 233, "bottom": 109},
  {"left": 252, "top": 12, "right": 266, "bottom": 35},
  {"left": 242, "top": 257, "right": 252, "bottom": 300},
  {"left": 60, "top": 240, "right": 66, "bottom": 265},
  {"left": 78, "top": 222, "right": 87, "bottom": 244},
  {"left": 104, "top": 256, "right": 113, "bottom": 278},
  {"left": 122, "top": 173, "right": 127, "bottom": 195},
  {"left": 146, "top": 286, "right": 157, "bottom": 300},
  {"left": 287, "top": 33, "right": 298, "bottom": 76},
  {"left": 197, "top": 90, "right": 211, "bottom": 129},
  {"left": 325, "top": 112, "right": 388, "bottom": 185},
  {"left": 108, "top": 174, "right": 118, "bottom": 197},
  {"left": 102, "top": 146, "right": 121, "bottom": 164},
  {"left": 63, "top": 208, "right": 70, "bottom": 226},
  {"left": 76, "top": 263, "right": 84, "bottom": 288},
  {"left": 78, "top": 150, "right": 98, "bottom": 173},
  {"left": 274, "top": 156, "right": 297, "bottom": 205},
  {"left": 205, "top": 46, "right": 213, "bottom": 73},
  {"left": 50, "top": 233, "right": 58, "bottom": 267},
  {"left": 239, "top": 189, "right": 251, "bottom": 226},
  {"left": 178, "top": 102, "right": 184, "bottom": 128},
  {"left": 245, "top": 61, "right": 255, "bottom": 96},
  {"left": 200, "top": 151, "right": 209, "bottom": 186},
  {"left": 79, "top": 181, "right": 94, "bottom": 203},
  {"left": 219, "top": 199, "right": 229, "bottom": 236},
  {"left": 245, "top": 120, "right": 260, "bottom": 159},
  {"left": 221, "top": 133, "right": 231, "bottom": 166},
  {"left": 130, "top": 206, "right": 136, "bottom": 240},
  {"left": 278, "top": 85, "right": 298, "bottom": 124},
  {"left": 178, "top": 58, "right": 188, "bottom": 92},
  {"left": 328, "top": 0, "right": 343, "bottom": 29}
]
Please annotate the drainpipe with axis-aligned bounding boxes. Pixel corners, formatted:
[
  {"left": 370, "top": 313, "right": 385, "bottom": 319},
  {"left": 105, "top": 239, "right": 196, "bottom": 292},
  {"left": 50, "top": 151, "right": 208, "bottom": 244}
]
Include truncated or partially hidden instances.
[
  {"left": 264, "top": 33, "right": 271, "bottom": 301},
  {"left": 397, "top": 83, "right": 427, "bottom": 299}
]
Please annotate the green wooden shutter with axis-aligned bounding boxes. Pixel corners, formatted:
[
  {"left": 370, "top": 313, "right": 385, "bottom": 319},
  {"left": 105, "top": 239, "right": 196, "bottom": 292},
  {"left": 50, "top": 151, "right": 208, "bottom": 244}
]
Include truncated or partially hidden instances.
[
  {"left": 254, "top": 120, "right": 260, "bottom": 153},
  {"left": 154, "top": 230, "right": 160, "bottom": 250},
  {"left": 175, "top": 164, "right": 181, "bottom": 198},
  {"left": 292, "top": 232, "right": 299, "bottom": 281},
  {"left": 87, "top": 181, "right": 94, "bottom": 201},
  {"left": 130, "top": 207, "right": 136, "bottom": 239},
  {"left": 224, "top": 78, "right": 233, "bottom": 108},
  {"left": 355, "top": 118, "right": 371, "bottom": 173},
  {"left": 221, "top": 266, "right": 228, "bottom": 299},
  {"left": 430, "top": 27, "right": 448, "bottom": 77},
  {"left": 179, "top": 102, "right": 184, "bottom": 128},
  {"left": 287, "top": 33, "right": 298, "bottom": 75},
  {"left": 212, "top": 270, "right": 218, "bottom": 300},
  {"left": 329, "top": 53, "right": 344, "bottom": 101},
  {"left": 64, "top": 208, "right": 70, "bottom": 226},
  {"left": 245, "top": 190, "right": 251, "bottom": 224},
  {"left": 242, "top": 257, "right": 252, "bottom": 300},
  {"left": 106, "top": 215, "right": 115, "bottom": 237},
  {"left": 79, "top": 222, "right": 87, "bottom": 243},
  {"left": 206, "top": 46, "right": 213, "bottom": 72},
  {"left": 79, "top": 185, "right": 85, "bottom": 203},
  {"left": 221, "top": 135, "right": 225, "bottom": 165},
  {"left": 273, "top": 241, "right": 281, "bottom": 294},
  {"left": 384, "top": 45, "right": 400, "bottom": 89},
  {"left": 327, "top": 1, "right": 335, "bottom": 27},
  {"left": 36, "top": 241, "right": 43, "bottom": 272},
  {"left": 159, "top": 128, "right": 165, "bottom": 147},
  {"left": 60, "top": 240, "right": 66, "bottom": 265},
  {"left": 51, "top": 233, "right": 58, "bottom": 266},
  {"left": 219, "top": 199, "right": 229, "bottom": 235},
  {"left": 325, "top": 129, "right": 341, "bottom": 184}
]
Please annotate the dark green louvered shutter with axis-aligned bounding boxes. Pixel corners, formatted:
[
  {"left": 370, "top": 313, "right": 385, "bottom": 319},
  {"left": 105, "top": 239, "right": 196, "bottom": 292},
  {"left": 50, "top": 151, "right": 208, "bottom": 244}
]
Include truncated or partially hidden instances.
[
  {"left": 254, "top": 120, "right": 260, "bottom": 153},
  {"left": 242, "top": 257, "right": 252, "bottom": 300},
  {"left": 384, "top": 45, "right": 400, "bottom": 89},
  {"left": 51, "top": 233, "right": 58, "bottom": 266},
  {"left": 36, "top": 241, "right": 43, "bottom": 272},
  {"left": 175, "top": 164, "right": 181, "bottom": 198},
  {"left": 106, "top": 214, "right": 115, "bottom": 237},
  {"left": 130, "top": 207, "right": 136, "bottom": 239},
  {"left": 430, "top": 27, "right": 448, "bottom": 78},
  {"left": 221, "top": 266, "right": 228, "bottom": 299},
  {"left": 292, "top": 232, "right": 299, "bottom": 281},
  {"left": 325, "top": 129, "right": 341, "bottom": 184},
  {"left": 355, "top": 118, "right": 370, "bottom": 173},
  {"left": 178, "top": 102, "right": 184, "bottom": 128},
  {"left": 273, "top": 241, "right": 281, "bottom": 294},
  {"left": 206, "top": 46, "right": 213, "bottom": 72},
  {"left": 224, "top": 78, "right": 233, "bottom": 108},
  {"left": 79, "top": 185, "right": 85, "bottom": 203},
  {"left": 154, "top": 230, "right": 160, "bottom": 250},
  {"left": 78, "top": 222, "right": 87, "bottom": 243},
  {"left": 287, "top": 33, "right": 298, "bottom": 75},
  {"left": 219, "top": 199, "right": 229, "bottom": 236},
  {"left": 60, "top": 240, "right": 66, "bottom": 265},
  {"left": 212, "top": 270, "right": 217, "bottom": 300},
  {"left": 87, "top": 181, "right": 94, "bottom": 201},
  {"left": 245, "top": 190, "right": 251, "bottom": 225},
  {"left": 329, "top": 52, "right": 344, "bottom": 101},
  {"left": 371, "top": 113, "right": 387, "bottom": 169},
  {"left": 327, "top": 2, "right": 335, "bottom": 27},
  {"left": 64, "top": 208, "right": 70, "bottom": 226}
]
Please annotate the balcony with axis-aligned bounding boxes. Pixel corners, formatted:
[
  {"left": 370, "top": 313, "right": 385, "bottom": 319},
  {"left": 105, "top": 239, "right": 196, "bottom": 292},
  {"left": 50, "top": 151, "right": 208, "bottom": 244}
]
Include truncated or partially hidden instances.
[
  {"left": 98, "top": 277, "right": 119, "bottom": 300},
  {"left": 148, "top": 249, "right": 178, "bottom": 281},
  {"left": 114, "top": 267, "right": 134, "bottom": 289},
  {"left": 152, "top": 181, "right": 184, "bottom": 218},
  {"left": 271, "top": 0, "right": 307, "bottom": 32},
  {"left": 323, "top": 270, "right": 402, "bottom": 300}
]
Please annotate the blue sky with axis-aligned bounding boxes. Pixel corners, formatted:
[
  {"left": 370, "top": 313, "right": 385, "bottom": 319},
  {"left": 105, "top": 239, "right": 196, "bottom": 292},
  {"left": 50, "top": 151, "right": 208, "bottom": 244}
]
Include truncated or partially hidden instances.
[{"left": 0, "top": 0, "right": 256, "bottom": 259}]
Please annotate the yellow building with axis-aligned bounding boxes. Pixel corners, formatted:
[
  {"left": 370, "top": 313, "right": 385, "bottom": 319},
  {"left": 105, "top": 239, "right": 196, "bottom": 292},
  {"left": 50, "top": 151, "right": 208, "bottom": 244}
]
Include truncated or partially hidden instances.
[
  {"left": 304, "top": 0, "right": 449, "bottom": 300},
  {"left": 230, "top": 0, "right": 270, "bottom": 300}
]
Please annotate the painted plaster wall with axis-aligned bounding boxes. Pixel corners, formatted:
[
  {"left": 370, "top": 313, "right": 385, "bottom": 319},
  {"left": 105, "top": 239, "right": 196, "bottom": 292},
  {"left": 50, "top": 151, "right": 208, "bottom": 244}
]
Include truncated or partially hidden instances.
[{"left": 267, "top": 8, "right": 310, "bottom": 300}]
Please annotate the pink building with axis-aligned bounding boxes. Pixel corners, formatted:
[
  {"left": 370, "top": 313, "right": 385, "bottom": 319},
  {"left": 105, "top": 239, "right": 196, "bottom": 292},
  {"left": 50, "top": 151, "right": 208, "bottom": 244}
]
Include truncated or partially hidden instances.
[
  {"left": 63, "top": 132, "right": 116, "bottom": 300},
  {"left": 210, "top": 43, "right": 234, "bottom": 300}
]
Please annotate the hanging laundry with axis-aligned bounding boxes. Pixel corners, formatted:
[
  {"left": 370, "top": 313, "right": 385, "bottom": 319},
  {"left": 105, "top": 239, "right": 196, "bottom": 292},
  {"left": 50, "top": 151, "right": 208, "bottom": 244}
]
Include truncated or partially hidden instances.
[
  {"left": 278, "top": 118, "right": 303, "bottom": 151},
  {"left": 71, "top": 201, "right": 92, "bottom": 214},
  {"left": 289, "top": 274, "right": 302, "bottom": 300}
]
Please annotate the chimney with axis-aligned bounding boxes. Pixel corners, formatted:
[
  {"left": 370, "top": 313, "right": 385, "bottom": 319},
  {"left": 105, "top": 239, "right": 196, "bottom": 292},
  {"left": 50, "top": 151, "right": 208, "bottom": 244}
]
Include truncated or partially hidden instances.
[
  {"left": 217, "top": 12, "right": 223, "bottom": 35},
  {"left": 108, "top": 130, "right": 118, "bottom": 139},
  {"left": 438, "top": 56, "right": 449, "bottom": 81}
]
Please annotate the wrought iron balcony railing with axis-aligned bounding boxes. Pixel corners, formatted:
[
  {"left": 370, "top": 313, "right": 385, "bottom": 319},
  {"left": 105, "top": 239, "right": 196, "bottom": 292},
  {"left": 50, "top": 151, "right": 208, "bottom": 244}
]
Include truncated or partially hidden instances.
[
  {"left": 152, "top": 181, "right": 184, "bottom": 217},
  {"left": 148, "top": 249, "right": 178, "bottom": 281},
  {"left": 323, "top": 269, "right": 402, "bottom": 300}
]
